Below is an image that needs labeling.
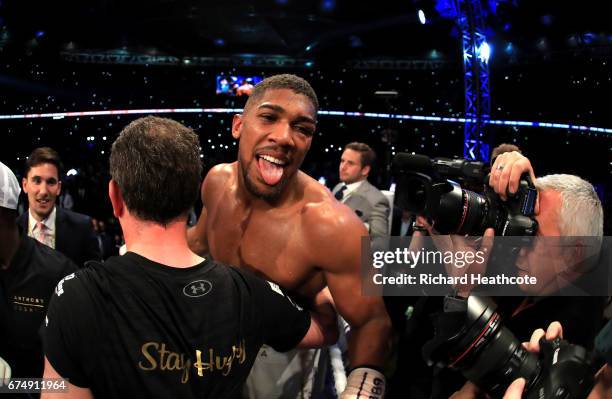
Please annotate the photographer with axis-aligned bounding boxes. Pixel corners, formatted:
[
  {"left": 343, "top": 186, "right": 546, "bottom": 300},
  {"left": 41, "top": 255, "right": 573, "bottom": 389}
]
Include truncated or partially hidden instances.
[
  {"left": 416, "top": 151, "right": 604, "bottom": 345},
  {"left": 411, "top": 151, "right": 605, "bottom": 398},
  {"left": 453, "top": 321, "right": 612, "bottom": 399}
]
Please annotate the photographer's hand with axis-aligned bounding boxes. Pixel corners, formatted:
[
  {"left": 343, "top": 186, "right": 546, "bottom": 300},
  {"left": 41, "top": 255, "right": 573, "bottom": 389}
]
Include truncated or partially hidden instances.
[
  {"left": 502, "top": 322, "right": 564, "bottom": 399},
  {"left": 489, "top": 151, "right": 539, "bottom": 214},
  {"left": 452, "top": 322, "right": 563, "bottom": 399},
  {"left": 415, "top": 217, "right": 494, "bottom": 296},
  {"left": 517, "top": 322, "right": 611, "bottom": 399}
]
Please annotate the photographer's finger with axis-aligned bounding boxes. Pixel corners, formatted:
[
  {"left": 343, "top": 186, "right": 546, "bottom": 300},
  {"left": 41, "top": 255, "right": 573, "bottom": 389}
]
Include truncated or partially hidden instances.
[
  {"left": 480, "top": 228, "right": 495, "bottom": 263},
  {"left": 489, "top": 158, "right": 502, "bottom": 190},
  {"left": 503, "top": 378, "right": 526, "bottom": 399},
  {"left": 545, "top": 321, "right": 563, "bottom": 341},
  {"left": 450, "top": 381, "right": 481, "bottom": 399},
  {"left": 509, "top": 157, "right": 535, "bottom": 195},
  {"left": 496, "top": 164, "right": 512, "bottom": 201},
  {"left": 408, "top": 230, "right": 425, "bottom": 253},
  {"left": 508, "top": 163, "right": 525, "bottom": 196},
  {"left": 527, "top": 328, "right": 546, "bottom": 352}
]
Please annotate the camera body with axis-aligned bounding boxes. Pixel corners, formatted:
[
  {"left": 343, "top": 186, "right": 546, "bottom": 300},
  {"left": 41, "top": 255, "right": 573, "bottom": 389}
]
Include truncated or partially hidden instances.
[
  {"left": 423, "top": 296, "right": 595, "bottom": 399},
  {"left": 392, "top": 153, "right": 538, "bottom": 236}
]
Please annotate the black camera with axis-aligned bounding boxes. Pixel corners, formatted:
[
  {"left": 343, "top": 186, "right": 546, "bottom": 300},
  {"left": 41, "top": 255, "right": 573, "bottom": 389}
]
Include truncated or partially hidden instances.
[
  {"left": 423, "top": 296, "right": 595, "bottom": 399},
  {"left": 391, "top": 153, "right": 538, "bottom": 236}
]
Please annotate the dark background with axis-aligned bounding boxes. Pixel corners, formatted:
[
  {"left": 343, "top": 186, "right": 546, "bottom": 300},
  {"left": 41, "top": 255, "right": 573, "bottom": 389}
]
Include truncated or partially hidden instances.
[{"left": 1, "top": 0, "right": 611, "bottom": 233}]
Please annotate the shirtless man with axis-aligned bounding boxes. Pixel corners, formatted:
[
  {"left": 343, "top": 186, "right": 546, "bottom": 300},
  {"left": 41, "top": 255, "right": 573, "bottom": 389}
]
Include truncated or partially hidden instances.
[{"left": 188, "top": 74, "right": 391, "bottom": 398}]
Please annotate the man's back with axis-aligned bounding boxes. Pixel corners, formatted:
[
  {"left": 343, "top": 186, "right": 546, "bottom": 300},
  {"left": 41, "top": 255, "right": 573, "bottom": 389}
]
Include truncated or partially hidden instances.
[{"left": 42, "top": 253, "right": 310, "bottom": 398}]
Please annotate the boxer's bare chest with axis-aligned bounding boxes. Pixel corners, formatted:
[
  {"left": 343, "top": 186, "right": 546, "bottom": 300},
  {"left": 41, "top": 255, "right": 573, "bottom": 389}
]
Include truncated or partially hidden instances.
[{"left": 206, "top": 194, "right": 325, "bottom": 296}]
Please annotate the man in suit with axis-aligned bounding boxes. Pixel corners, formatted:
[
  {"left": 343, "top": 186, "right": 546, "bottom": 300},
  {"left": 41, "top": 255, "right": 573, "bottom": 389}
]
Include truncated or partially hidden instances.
[
  {"left": 333, "top": 142, "right": 390, "bottom": 237},
  {"left": 17, "top": 147, "right": 100, "bottom": 267}
]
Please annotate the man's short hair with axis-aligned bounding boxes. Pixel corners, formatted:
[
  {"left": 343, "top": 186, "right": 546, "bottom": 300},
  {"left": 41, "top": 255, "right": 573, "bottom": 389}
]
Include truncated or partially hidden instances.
[
  {"left": 344, "top": 142, "right": 376, "bottom": 168},
  {"left": 25, "top": 147, "right": 63, "bottom": 177},
  {"left": 109, "top": 116, "right": 202, "bottom": 226},
  {"left": 490, "top": 143, "right": 521, "bottom": 166},
  {"left": 536, "top": 174, "right": 603, "bottom": 239},
  {"left": 244, "top": 74, "right": 319, "bottom": 114}
]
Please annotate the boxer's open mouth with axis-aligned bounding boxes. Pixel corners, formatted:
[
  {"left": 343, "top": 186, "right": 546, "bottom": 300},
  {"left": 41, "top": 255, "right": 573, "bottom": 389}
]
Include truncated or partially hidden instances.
[{"left": 256, "top": 154, "right": 287, "bottom": 186}]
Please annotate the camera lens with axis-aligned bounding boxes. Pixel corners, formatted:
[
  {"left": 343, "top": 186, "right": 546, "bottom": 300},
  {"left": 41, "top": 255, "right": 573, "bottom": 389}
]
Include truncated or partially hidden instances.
[
  {"left": 425, "top": 296, "right": 541, "bottom": 399},
  {"left": 431, "top": 181, "right": 491, "bottom": 235},
  {"left": 453, "top": 313, "right": 541, "bottom": 397}
]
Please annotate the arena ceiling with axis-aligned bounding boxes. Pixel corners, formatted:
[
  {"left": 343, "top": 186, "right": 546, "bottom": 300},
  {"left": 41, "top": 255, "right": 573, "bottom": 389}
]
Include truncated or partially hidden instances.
[{"left": 1, "top": 0, "right": 611, "bottom": 64}]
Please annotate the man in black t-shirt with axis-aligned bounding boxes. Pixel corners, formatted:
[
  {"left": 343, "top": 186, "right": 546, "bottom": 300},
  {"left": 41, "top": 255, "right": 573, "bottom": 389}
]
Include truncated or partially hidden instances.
[
  {"left": 41, "top": 117, "right": 334, "bottom": 399},
  {"left": 0, "top": 161, "right": 77, "bottom": 383}
]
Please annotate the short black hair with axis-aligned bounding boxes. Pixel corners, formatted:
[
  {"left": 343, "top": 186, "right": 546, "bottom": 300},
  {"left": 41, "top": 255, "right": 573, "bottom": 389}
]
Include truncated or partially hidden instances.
[
  {"left": 244, "top": 74, "right": 319, "bottom": 113},
  {"left": 109, "top": 116, "right": 202, "bottom": 226}
]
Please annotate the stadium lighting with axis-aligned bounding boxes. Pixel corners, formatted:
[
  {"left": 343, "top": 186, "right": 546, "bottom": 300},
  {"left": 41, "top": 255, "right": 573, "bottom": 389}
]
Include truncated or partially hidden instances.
[
  {"left": 418, "top": 9, "right": 427, "bottom": 24},
  {"left": 478, "top": 41, "right": 491, "bottom": 63}
]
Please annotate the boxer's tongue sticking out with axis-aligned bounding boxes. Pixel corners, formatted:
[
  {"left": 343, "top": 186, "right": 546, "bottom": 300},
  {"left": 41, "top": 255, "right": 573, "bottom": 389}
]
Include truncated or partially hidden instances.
[{"left": 257, "top": 155, "right": 285, "bottom": 185}]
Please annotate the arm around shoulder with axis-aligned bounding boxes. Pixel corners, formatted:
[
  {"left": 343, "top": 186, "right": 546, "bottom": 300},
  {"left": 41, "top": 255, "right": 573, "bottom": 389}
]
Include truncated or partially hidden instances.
[
  {"left": 187, "top": 164, "right": 230, "bottom": 256},
  {"left": 41, "top": 357, "right": 94, "bottom": 399}
]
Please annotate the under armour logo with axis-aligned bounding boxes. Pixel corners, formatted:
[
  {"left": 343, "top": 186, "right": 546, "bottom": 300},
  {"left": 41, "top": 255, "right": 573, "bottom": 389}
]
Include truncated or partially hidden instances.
[
  {"left": 183, "top": 280, "right": 212, "bottom": 298},
  {"left": 191, "top": 282, "right": 208, "bottom": 294}
]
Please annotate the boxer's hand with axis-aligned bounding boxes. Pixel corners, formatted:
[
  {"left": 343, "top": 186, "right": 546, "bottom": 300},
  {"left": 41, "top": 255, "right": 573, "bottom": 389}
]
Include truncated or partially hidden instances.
[
  {"left": 0, "top": 356, "right": 11, "bottom": 386},
  {"left": 489, "top": 151, "right": 539, "bottom": 213},
  {"left": 341, "top": 367, "right": 385, "bottom": 399}
]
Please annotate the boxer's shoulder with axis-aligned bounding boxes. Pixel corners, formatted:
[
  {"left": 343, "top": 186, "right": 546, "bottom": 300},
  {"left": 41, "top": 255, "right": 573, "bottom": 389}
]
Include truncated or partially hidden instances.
[
  {"left": 298, "top": 178, "right": 368, "bottom": 251},
  {"left": 202, "top": 162, "right": 236, "bottom": 200},
  {"left": 204, "top": 163, "right": 235, "bottom": 187}
]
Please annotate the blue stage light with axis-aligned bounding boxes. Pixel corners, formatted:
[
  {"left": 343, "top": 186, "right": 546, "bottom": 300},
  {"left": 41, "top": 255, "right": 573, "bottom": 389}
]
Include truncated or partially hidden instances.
[
  {"left": 320, "top": 0, "right": 335, "bottom": 12},
  {"left": 478, "top": 41, "right": 491, "bottom": 63}
]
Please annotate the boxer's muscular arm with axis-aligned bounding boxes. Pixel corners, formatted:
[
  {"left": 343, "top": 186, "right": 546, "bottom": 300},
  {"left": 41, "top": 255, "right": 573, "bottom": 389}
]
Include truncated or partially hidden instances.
[
  {"left": 41, "top": 357, "right": 94, "bottom": 399},
  {"left": 187, "top": 164, "right": 230, "bottom": 256},
  {"left": 187, "top": 206, "right": 208, "bottom": 256},
  {"left": 297, "top": 287, "right": 339, "bottom": 348},
  {"left": 308, "top": 205, "right": 392, "bottom": 367}
]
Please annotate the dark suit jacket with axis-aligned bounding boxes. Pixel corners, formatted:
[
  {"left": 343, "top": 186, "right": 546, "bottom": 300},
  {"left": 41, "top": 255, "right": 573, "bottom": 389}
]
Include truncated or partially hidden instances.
[
  {"left": 17, "top": 207, "right": 101, "bottom": 268},
  {"left": 332, "top": 180, "right": 391, "bottom": 237}
]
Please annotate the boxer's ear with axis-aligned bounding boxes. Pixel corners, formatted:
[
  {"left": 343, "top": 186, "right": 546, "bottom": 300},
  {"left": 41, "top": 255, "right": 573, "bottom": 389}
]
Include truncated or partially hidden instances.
[{"left": 232, "top": 114, "right": 243, "bottom": 140}]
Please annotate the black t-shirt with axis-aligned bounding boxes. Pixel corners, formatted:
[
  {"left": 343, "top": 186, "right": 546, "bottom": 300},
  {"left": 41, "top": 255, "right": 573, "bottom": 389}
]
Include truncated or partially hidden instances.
[
  {"left": 0, "top": 236, "right": 77, "bottom": 378},
  {"left": 42, "top": 252, "right": 311, "bottom": 399}
]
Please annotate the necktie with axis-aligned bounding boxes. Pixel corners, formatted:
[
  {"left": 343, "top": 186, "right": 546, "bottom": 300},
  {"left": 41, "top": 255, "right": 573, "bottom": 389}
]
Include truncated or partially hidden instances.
[
  {"left": 335, "top": 184, "right": 347, "bottom": 201},
  {"left": 34, "top": 221, "right": 52, "bottom": 248}
]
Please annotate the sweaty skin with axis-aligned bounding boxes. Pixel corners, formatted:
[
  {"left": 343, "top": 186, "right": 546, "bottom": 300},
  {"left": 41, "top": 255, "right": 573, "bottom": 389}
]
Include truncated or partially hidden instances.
[{"left": 188, "top": 88, "right": 391, "bottom": 367}]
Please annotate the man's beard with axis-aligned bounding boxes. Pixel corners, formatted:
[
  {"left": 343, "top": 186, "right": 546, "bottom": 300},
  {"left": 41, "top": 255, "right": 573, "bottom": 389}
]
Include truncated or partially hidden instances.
[{"left": 241, "top": 159, "right": 287, "bottom": 202}]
